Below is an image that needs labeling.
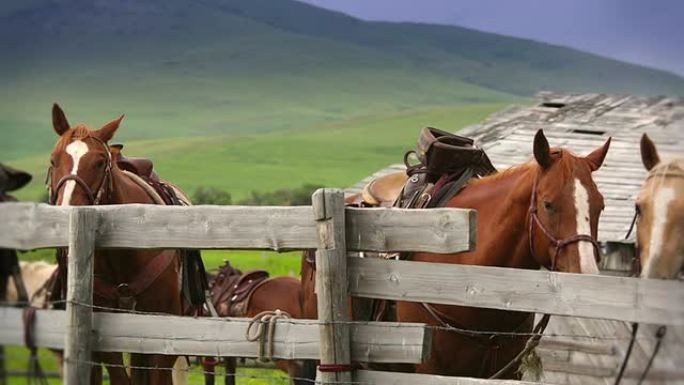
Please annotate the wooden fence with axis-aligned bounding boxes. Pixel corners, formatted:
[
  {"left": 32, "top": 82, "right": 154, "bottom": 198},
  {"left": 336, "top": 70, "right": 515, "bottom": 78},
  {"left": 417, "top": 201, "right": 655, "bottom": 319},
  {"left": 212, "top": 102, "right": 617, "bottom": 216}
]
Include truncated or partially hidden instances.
[{"left": 0, "top": 188, "right": 682, "bottom": 385}]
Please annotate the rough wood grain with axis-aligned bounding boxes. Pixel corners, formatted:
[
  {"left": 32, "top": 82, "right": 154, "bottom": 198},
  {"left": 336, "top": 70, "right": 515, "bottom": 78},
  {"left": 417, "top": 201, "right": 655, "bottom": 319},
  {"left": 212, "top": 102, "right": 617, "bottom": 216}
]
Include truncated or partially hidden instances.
[
  {"left": 64, "top": 208, "right": 97, "bottom": 385},
  {"left": 0, "top": 203, "right": 473, "bottom": 253},
  {"left": 351, "top": 370, "right": 549, "bottom": 385},
  {"left": 313, "top": 189, "right": 352, "bottom": 385},
  {"left": 0, "top": 308, "right": 428, "bottom": 363},
  {"left": 348, "top": 258, "right": 684, "bottom": 325}
]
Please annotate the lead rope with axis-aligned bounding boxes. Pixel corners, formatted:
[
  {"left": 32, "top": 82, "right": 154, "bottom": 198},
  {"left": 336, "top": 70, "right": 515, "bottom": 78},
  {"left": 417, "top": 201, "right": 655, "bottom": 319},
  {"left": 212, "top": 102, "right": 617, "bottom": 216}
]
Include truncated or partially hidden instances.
[
  {"left": 637, "top": 326, "right": 667, "bottom": 385},
  {"left": 245, "top": 310, "right": 291, "bottom": 362}
]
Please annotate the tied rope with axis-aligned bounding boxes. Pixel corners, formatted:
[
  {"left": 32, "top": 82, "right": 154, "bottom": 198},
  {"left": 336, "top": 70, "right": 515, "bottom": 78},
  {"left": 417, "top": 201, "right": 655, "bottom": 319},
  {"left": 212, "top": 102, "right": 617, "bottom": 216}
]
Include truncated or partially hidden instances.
[{"left": 245, "top": 309, "right": 291, "bottom": 362}]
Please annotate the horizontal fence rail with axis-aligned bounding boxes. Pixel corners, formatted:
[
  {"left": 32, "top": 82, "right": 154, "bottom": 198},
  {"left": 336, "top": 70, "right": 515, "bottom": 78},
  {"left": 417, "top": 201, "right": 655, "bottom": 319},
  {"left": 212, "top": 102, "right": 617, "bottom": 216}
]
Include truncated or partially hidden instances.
[
  {"left": 345, "top": 370, "right": 547, "bottom": 385},
  {"left": 0, "top": 203, "right": 475, "bottom": 253},
  {"left": 348, "top": 258, "right": 684, "bottom": 325},
  {"left": 0, "top": 308, "right": 429, "bottom": 363}
]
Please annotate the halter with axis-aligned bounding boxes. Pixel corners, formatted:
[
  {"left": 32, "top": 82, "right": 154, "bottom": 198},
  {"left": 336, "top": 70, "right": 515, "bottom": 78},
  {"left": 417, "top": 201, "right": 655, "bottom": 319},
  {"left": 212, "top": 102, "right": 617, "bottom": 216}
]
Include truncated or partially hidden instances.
[
  {"left": 46, "top": 136, "right": 113, "bottom": 206},
  {"left": 528, "top": 174, "right": 602, "bottom": 271}
]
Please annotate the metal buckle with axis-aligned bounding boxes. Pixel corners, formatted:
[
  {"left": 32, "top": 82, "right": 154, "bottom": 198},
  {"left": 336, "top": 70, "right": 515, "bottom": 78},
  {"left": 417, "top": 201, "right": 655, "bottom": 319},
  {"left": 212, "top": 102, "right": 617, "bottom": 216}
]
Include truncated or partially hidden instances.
[{"left": 116, "top": 283, "right": 136, "bottom": 310}]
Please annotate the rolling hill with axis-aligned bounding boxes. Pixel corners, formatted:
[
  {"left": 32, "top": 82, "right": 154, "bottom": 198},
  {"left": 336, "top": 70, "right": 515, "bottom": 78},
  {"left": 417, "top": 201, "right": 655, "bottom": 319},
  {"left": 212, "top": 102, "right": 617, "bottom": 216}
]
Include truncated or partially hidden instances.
[{"left": 1, "top": 0, "right": 684, "bottom": 160}]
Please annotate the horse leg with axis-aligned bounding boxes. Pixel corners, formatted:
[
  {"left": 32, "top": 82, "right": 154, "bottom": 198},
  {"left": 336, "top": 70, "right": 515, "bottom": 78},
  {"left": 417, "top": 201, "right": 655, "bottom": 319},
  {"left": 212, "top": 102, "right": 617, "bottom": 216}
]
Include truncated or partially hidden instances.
[
  {"left": 95, "top": 352, "right": 130, "bottom": 385},
  {"left": 0, "top": 346, "right": 6, "bottom": 385},
  {"left": 146, "top": 354, "right": 177, "bottom": 385},
  {"left": 224, "top": 357, "right": 236, "bottom": 385},
  {"left": 172, "top": 356, "right": 189, "bottom": 385},
  {"left": 200, "top": 357, "right": 217, "bottom": 385}
]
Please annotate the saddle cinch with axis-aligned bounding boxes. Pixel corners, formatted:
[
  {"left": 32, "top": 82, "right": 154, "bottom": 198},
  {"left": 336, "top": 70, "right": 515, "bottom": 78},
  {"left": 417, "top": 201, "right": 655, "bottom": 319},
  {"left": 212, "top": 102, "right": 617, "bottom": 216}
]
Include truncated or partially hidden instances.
[
  {"left": 207, "top": 261, "right": 270, "bottom": 317},
  {"left": 348, "top": 127, "right": 496, "bottom": 209}
]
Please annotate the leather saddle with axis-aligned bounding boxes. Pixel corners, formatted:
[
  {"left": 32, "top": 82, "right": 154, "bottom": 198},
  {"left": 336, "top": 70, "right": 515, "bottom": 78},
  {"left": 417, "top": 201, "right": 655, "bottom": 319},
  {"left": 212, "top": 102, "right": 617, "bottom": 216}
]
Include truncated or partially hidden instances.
[
  {"left": 109, "top": 144, "right": 158, "bottom": 181},
  {"left": 346, "top": 171, "right": 408, "bottom": 207},
  {"left": 208, "top": 261, "right": 270, "bottom": 317}
]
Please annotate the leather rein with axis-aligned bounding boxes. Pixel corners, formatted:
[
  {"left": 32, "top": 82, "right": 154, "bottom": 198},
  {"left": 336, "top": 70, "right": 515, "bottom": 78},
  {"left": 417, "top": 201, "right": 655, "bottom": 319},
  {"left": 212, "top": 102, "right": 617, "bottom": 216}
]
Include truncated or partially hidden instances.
[{"left": 47, "top": 137, "right": 174, "bottom": 310}]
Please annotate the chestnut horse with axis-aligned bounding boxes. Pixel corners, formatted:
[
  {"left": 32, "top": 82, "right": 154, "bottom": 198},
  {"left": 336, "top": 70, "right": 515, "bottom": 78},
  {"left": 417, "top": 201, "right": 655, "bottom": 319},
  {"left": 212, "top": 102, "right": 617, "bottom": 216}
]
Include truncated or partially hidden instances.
[
  {"left": 301, "top": 130, "right": 611, "bottom": 378},
  {"left": 205, "top": 262, "right": 316, "bottom": 385},
  {"left": 48, "top": 104, "right": 185, "bottom": 385},
  {"left": 636, "top": 134, "right": 684, "bottom": 279}
]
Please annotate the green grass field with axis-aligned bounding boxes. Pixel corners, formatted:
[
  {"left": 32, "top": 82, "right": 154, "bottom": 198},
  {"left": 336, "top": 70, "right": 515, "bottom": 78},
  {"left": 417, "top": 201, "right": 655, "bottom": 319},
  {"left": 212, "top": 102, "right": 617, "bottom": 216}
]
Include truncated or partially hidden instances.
[{"left": 8, "top": 103, "right": 508, "bottom": 202}]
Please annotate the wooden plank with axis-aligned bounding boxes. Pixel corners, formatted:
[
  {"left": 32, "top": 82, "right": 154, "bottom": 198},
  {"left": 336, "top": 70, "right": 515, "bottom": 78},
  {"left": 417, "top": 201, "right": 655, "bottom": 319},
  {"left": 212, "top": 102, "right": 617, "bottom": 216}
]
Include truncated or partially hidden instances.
[
  {"left": 350, "top": 370, "right": 549, "bottom": 385},
  {"left": 0, "top": 308, "right": 428, "bottom": 363},
  {"left": 312, "top": 189, "right": 352, "bottom": 385},
  {"left": 64, "top": 208, "right": 97, "bottom": 385},
  {"left": 348, "top": 258, "right": 684, "bottom": 325},
  {"left": 0, "top": 203, "right": 473, "bottom": 253},
  {"left": 346, "top": 207, "right": 476, "bottom": 253}
]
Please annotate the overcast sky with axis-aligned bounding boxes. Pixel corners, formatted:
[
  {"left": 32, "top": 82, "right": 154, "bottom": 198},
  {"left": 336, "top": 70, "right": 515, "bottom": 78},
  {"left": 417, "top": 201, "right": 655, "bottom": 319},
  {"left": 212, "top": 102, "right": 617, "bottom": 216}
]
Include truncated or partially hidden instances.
[{"left": 299, "top": 0, "right": 684, "bottom": 77}]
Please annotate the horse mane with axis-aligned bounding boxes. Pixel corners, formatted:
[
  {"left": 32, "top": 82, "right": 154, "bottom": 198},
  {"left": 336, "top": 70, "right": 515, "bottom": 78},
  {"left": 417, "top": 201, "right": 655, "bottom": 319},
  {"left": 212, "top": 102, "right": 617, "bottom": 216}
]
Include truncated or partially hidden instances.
[
  {"left": 650, "top": 156, "right": 684, "bottom": 175},
  {"left": 55, "top": 124, "right": 93, "bottom": 151},
  {"left": 468, "top": 148, "right": 576, "bottom": 187}
]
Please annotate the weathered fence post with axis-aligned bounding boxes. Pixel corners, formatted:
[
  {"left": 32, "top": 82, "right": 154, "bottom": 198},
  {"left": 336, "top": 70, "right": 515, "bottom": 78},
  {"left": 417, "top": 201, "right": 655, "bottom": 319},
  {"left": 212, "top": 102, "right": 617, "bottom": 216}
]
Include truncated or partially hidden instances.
[
  {"left": 312, "top": 189, "right": 352, "bottom": 385},
  {"left": 64, "top": 208, "right": 97, "bottom": 384}
]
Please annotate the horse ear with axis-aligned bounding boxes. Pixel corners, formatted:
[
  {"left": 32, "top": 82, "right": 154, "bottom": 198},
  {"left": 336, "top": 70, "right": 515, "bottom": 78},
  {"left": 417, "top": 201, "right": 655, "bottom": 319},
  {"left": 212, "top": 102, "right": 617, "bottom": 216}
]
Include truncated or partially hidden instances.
[
  {"left": 585, "top": 137, "right": 612, "bottom": 172},
  {"left": 533, "top": 129, "right": 552, "bottom": 169},
  {"left": 640, "top": 133, "right": 660, "bottom": 171},
  {"left": 96, "top": 114, "right": 124, "bottom": 142},
  {"left": 52, "top": 103, "right": 70, "bottom": 136}
]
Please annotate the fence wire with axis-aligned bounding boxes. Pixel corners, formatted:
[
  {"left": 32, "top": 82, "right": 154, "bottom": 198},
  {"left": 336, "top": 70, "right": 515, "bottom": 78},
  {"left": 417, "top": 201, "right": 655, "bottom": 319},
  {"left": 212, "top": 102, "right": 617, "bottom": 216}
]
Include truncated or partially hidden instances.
[{"left": 0, "top": 298, "right": 667, "bottom": 342}]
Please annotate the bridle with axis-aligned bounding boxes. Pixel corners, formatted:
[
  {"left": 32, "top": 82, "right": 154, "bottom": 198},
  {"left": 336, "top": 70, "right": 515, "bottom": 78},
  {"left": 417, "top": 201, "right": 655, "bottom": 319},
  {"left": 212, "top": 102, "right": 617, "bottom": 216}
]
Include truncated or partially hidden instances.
[
  {"left": 46, "top": 136, "right": 113, "bottom": 206},
  {"left": 528, "top": 174, "right": 602, "bottom": 271}
]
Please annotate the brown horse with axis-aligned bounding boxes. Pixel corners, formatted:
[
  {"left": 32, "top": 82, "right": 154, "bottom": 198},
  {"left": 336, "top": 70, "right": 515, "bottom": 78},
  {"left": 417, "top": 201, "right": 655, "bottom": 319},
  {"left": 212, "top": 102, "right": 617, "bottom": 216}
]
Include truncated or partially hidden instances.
[
  {"left": 301, "top": 130, "right": 611, "bottom": 378},
  {"left": 636, "top": 134, "right": 684, "bottom": 279},
  {"left": 48, "top": 104, "right": 185, "bottom": 385},
  {"left": 205, "top": 262, "right": 315, "bottom": 385}
]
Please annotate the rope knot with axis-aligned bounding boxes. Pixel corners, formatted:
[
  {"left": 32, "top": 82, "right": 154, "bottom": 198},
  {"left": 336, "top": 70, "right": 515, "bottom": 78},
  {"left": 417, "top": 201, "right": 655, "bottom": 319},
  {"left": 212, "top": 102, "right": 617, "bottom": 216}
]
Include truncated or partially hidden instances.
[{"left": 245, "top": 309, "right": 291, "bottom": 362}]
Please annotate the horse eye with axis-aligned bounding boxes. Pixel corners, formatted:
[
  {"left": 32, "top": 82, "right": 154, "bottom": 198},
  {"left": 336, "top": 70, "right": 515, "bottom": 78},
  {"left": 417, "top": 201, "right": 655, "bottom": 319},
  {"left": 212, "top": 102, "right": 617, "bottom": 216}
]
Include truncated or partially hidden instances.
[
  {"left": 543, "top": 201, "right": 554, "bottom": 211},
  {"left": 50, "top": 158, "right": 57, "bottom": 167},
  {"left": 94, "top": 159, "right": 106, "bottom": 169}
]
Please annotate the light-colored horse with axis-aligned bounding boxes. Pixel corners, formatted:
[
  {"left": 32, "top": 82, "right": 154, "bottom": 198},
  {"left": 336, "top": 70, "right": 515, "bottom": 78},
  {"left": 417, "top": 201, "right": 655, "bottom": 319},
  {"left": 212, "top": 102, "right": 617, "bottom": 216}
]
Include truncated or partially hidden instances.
[
  {"left": 637, "top": 134, "right": 684, "bottom": 279},
  {"left": 5, "top": 261, "right": 56, "bottom": 306}
]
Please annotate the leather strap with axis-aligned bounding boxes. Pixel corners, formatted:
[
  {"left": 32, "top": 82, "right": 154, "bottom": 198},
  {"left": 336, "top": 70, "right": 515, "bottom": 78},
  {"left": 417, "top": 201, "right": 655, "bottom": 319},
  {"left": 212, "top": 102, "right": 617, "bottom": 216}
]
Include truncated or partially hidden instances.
[
  {"left": 528, "top": 175, "right": 601, "bottom": 270},
  {"left": 93, "top": 251, "right": 175, "bottom": 306}
]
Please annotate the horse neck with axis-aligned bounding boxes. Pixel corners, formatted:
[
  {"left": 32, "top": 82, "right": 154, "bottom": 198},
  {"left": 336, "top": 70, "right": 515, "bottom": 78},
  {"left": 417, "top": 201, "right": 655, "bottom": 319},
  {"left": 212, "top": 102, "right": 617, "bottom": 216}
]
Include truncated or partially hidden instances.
[
  {"left": 447, "top": 165, "right": 539, "bottom": 269},
  {"left": 104, "top": 167, "right": 156, "bottom": 205}
]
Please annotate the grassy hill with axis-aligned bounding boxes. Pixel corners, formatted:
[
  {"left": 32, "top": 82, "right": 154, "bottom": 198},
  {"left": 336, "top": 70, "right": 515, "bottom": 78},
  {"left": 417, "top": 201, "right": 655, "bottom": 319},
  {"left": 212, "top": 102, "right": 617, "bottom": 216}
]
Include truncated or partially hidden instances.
[{"left": 2, "top": 0, "right": 684, "bottom": 160}]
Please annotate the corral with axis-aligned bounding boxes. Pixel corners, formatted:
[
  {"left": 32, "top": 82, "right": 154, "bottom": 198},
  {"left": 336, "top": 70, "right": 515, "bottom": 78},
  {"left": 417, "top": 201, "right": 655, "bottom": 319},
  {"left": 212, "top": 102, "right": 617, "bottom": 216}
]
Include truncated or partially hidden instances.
[{"left": 0, "top": 93, "right": 682, "bottom": 385}]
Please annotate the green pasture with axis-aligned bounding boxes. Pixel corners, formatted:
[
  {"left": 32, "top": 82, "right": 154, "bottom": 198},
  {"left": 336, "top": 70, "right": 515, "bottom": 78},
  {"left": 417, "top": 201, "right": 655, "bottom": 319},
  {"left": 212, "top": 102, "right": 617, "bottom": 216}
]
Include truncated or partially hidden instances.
[{"left": 8, "top": 103, "right": 506, "bottom": 202}]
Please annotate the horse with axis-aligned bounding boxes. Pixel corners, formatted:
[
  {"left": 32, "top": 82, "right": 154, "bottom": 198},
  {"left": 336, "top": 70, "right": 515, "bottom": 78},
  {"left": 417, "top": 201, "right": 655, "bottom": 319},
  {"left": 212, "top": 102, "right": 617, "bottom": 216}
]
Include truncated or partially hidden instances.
[
  {"left": 47, "top": 104, "right": 189, "bottom": 385},
  {"left": 5, "top": 261, "right": 56, "bottom": 307},
  {"left": 203, "top": 261, "right": 316, "bottom": 385},
  {"left": 636, "top": 133, "right": 684, "bottom": 279},
  {"left": 301, "top": 129, "right": 611, "bottom": 378}
]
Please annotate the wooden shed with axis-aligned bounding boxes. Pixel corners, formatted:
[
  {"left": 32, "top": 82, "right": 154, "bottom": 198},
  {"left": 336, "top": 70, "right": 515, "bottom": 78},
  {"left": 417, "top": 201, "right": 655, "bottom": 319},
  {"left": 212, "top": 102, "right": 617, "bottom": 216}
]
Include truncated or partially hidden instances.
[{"left": 347, "top": 92, "right": 684, "bottom": 384}]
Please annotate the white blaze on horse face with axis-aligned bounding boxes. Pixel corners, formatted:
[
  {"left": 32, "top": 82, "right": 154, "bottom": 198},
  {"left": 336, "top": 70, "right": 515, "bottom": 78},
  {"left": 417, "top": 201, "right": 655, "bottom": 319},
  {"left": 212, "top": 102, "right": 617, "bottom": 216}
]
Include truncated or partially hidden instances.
[
  {"left": 575, "top": 178, "right": 599, "bottom": 274},
  {"left": 642, "top": 186, "right": 675, "bottom": 278},
  {"left": 60, "top": 140, "right": 89, "bottom": 206}
]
